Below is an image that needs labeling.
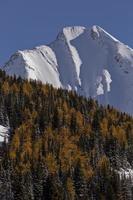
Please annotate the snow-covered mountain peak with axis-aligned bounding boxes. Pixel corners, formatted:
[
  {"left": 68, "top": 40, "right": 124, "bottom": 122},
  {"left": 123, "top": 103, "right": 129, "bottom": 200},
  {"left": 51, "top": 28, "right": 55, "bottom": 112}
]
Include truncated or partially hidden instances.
[
  {"left": 90, "top": 25, "right": 119, "bottom": 43},
  {"left": 57, "top": 26, "right": 85, "bottom": 41},
  {"left": 3, "top": 25, "right": 133, "bottom": 114},
  {"left": 90, "top": 25, "right": 101, "bottom": 39}
]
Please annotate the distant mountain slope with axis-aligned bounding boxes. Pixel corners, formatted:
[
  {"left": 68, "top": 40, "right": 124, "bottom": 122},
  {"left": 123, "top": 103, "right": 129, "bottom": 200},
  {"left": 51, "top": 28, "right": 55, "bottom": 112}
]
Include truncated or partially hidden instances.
[{"left": 2, "top": 25, "right": 133, "bottom": 114}]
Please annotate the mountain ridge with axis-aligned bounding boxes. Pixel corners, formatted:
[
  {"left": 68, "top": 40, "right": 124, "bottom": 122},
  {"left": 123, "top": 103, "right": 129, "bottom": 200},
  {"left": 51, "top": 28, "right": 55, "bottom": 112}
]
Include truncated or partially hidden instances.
[{"left": 2, "top": 25, "right": 133, "bottom": 114}]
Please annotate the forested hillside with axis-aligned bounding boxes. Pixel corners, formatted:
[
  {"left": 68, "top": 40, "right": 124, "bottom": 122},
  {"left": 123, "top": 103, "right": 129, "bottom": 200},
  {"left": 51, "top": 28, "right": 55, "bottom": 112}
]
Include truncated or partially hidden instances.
[{"left": 0, "top": 70, "right": 133, "bottom": 199}]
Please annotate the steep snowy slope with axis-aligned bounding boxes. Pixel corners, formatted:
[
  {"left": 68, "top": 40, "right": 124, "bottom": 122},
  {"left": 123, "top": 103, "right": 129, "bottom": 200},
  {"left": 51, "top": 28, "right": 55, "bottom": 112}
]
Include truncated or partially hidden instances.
[{"left": 2, "top": 25, "right": 133, "bottom": 114}]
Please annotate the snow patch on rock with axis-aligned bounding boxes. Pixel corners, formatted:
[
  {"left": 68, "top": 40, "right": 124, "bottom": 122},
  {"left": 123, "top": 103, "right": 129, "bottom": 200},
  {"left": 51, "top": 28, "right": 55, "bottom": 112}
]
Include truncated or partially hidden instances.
[
  {"left": 118, "top": 168, "right": 133, "bottom": 181},
  {"left": 102, "top": 69, "right": 112, "bottom": 92},
  {"left": 0, "top": 125, "right": 9, "bottom": 144}
]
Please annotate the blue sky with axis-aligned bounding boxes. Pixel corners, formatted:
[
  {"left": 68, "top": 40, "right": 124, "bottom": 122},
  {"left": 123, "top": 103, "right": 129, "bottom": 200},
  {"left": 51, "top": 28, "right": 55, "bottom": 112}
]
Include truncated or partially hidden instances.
[{"left": 0, "top": 0, "right": 133, "bottom": 65}]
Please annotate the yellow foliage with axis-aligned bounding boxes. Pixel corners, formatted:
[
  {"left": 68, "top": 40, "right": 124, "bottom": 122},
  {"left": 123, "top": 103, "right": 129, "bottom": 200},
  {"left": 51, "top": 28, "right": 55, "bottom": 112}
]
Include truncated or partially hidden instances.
[
  {"left": 82, "top": 124, "right": 92, "bottom": 136},
  {"left": 62, "top": 102, "right": 69, "bottom": 113},
  {"left": 33, "top": 139, "right": 42, "bottom": 161},
  {"left": 100, "top": 118, "right": 109, "bottom": 137},
  {"left": 23, "top": 82, "right": 32, "bottom": 97},
  {"left": 66, "top": 177, "right": 76, "bottom": 200},
  {"left": 23, "top": 137, "right": 32, "bottom": 158},
  {"left": 45, "top": 153, "right": 58, "bottom": 175},
  {"left": 42, "top": 126, "right": 55, "bottom": 153},
  {"left": 11, "top": 83, "right": 19, "bottom": 93},
  {"left": 58, "top": 129, "right": 79, "bottom": 172},
  {"left": 58, "top": 128, "right": 92, "bottom": 177},
  {"left": 16, "top": 161, "right": 31, "bottom": 174},
  {"left": 10, "top": 123, "right": 33, "bottom": 167},
  {"left": 9, "top": 132, "right": 20, "bottom": 160},
  {"left": 97, "top": 155, "right": 110, "bottom": 172},
  {"left": 9, "top": 151, "right": 16, "bottom": 160},
  {"left": 111, "top": 125, "right": 127, "bottom": 146},
  {"left": 76, "top": 111, "right": 84, "bottom": 130},
  {"left": 2, "top": 81, "right": 10, "bottom": 95},
  {"left": 41, "top": 84, "right": 50, "bottom": 95}
]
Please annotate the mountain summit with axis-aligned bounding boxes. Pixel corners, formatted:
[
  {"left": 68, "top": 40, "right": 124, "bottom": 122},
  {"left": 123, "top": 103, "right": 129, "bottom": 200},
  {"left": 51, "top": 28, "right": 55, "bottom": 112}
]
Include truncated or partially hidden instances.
[{"left": 2, "top": 25, "right": 133, "bottom": 114}]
